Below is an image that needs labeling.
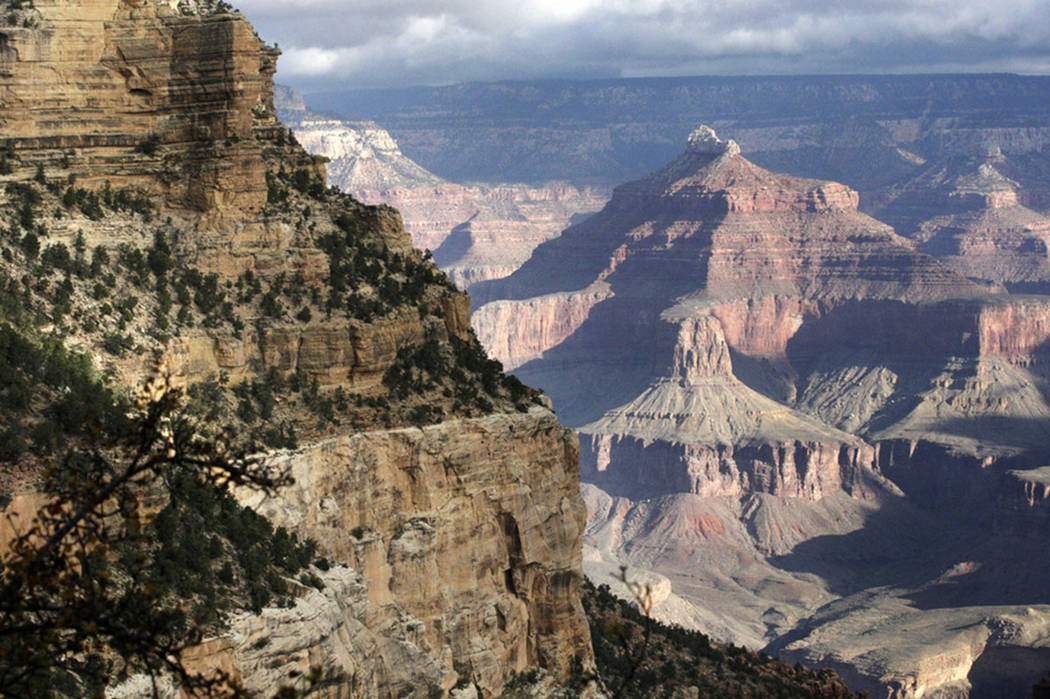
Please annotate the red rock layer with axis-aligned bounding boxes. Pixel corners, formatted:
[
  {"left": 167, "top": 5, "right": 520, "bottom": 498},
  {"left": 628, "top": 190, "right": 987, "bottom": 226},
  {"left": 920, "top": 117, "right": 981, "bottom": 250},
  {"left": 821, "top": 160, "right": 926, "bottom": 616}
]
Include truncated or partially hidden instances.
[{"left": 582, "top": 434, "right": 879, "bottom": 501}]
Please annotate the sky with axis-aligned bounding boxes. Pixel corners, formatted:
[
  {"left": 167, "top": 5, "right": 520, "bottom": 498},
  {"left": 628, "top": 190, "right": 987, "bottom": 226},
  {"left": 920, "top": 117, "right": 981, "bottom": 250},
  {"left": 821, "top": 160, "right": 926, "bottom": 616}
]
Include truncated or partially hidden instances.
[{"left": 233, "top": 0, "right": 1050, "bottom": 93}]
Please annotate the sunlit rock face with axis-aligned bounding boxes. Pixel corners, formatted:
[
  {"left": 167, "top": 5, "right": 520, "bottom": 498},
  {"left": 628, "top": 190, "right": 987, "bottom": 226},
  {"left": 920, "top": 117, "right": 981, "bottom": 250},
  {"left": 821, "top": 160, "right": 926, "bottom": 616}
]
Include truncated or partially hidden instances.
[
  {"left": 0, "top": 3, "right": 595, "bottom": 695},
  {"left": 0, "top": 0, "right": 279, "bottom": 217},
  {"left": 869, "top": 152, "right": 1050, "bottom": 292},
  {"left": 238, "top": 408, "right": 593, "bottom": 697}
]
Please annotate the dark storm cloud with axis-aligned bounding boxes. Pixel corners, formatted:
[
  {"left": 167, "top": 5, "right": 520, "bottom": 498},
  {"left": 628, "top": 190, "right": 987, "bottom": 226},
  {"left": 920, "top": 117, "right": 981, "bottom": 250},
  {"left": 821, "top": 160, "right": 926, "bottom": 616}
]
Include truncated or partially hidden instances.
[{"left": 233, "top": 0, "right": 1050, "bottom": 90}]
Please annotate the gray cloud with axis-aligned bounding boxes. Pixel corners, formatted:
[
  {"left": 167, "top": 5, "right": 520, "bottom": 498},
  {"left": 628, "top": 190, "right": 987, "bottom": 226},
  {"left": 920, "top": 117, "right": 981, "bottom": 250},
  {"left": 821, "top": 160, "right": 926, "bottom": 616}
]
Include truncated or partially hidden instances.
[{"left": 233, "top": 0, "right": 1050, "bottom": 91}]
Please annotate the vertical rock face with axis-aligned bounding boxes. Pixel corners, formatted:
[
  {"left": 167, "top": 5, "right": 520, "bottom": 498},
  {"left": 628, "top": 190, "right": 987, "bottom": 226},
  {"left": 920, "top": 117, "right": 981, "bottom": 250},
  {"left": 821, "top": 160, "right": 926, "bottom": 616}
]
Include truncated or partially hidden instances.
[
  {"left": 240, "top": 409, "right": 591, "bottom": 696},
  {"left": 471, "top": 286, "right": 612, "bottom": 371},
  {"left": 978, "top": 298, "right": 1050, "bottom": 360},
  {"left": 0, "top": 2, "right": 594, "bottom": 695},
  {"left": 0, "top": 0, "right": 278, "bottom": 217}
]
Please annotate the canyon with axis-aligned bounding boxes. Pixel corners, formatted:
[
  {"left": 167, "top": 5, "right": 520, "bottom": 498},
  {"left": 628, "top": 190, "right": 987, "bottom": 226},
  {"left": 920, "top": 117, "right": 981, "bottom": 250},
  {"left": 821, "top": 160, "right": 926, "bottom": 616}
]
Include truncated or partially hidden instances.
[
  {"left": 293, "top": 76, "right": 1050, "bottom": 692},
  {"left": 307, "top": 75, "right": 1050, "bottom": 313},
  {"left": 465, "top": 124, "right": 1050, "bottom": 697},
  {"left": 5, "top": 1, "right": 1050, "bottom": 696}
]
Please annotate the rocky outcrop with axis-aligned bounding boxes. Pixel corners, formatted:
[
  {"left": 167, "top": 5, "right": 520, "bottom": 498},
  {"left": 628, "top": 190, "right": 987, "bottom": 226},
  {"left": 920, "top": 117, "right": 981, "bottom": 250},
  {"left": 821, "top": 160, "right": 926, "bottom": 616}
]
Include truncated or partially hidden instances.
[
  {"left": 471, "top": 286, "right": 612, "bottom": 371},
  {"left": 112, "top": 566, "right": 450, "bottom": 698},
  {"left": 581, "top": 435, "right": 878, "bottom": 501},
  {"left": 168, "top": 307, "right": 430, "bottom": 387},
  {"left": 771, "top": 599, "right": 1050, "bottom": 699},
  {"left": 870, "top": 152, "right": 1050, "bottom": 291},
  {"left": 118, "top": 407, "right": 599, "bottom": 699},
  {"left": 473, "top": 126, "right": 998, "bottom": 426},
  {"left": 196, "top": 567, "right": 448, "bottom": 698},
  {"left": 579, "top": 315, "right": 881, "bottom": 501},
  {"left": 0, "top": 0, "right": 279, "bottom": 219},
  {"left": 239, "top": 408, "right": 591, "bottom": 696},
  {"left": 431, "top": 182, "right": 611, "bottom": 291},
  {"left": 291, "top": 118, "right": 446, "bottom": 195}
]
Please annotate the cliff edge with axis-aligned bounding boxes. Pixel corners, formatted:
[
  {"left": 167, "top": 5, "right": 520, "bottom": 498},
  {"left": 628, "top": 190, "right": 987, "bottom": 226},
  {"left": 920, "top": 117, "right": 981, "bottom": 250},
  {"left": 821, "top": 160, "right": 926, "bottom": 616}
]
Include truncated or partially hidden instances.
[{"left": 0, "top": 1, "right": 592, "bottom": 695}]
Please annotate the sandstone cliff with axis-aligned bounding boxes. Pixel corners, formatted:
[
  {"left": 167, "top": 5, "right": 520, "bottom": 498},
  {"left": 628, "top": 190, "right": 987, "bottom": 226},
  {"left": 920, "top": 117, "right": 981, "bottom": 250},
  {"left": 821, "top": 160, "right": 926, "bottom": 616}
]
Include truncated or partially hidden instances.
[
  {"left": 0, "top": 1, "right": 593, "bottom": 695},
  {"left": 0, "top": 0, "right": 277, "bottom": 219},
  {"left": 239, "top": 409, "right": 589, "bottom": 696}
]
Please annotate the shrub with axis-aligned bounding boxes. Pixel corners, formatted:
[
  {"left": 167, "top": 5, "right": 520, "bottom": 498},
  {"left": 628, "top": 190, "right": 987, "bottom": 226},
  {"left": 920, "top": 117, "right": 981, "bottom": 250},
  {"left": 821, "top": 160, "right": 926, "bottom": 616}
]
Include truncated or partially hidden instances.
[
  {"left": 101, "top": 331, "right": 135, "bottom": 357},
  {"left": 40, "top": 243, "right": 72, "bottom": 273},
  {"left": 19, "top": 231, "right": 39, "bottom": 259}
]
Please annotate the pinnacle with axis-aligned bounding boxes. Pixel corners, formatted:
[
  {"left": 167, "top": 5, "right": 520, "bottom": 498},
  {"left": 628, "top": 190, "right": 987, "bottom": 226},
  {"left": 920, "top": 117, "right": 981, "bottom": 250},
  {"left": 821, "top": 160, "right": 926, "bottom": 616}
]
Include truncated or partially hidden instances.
[{"left": 686, "top": 125, "right": 741, "bottom": 157}]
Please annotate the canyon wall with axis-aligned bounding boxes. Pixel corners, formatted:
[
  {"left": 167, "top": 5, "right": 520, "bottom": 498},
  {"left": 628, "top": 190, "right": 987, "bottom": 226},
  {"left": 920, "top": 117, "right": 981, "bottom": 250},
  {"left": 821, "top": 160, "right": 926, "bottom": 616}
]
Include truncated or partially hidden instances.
[
  {"left": 0, "top": 2, "right": 594, "bottom": 696},
  {"left": 237, "top": 408, "right": 591, "bottom": 697},
  {"left": 0, "top": 0, "right": 278, "bottom": 218},
  {"left": 307, "top": 75, "right": 1050, "bottom": 191}
]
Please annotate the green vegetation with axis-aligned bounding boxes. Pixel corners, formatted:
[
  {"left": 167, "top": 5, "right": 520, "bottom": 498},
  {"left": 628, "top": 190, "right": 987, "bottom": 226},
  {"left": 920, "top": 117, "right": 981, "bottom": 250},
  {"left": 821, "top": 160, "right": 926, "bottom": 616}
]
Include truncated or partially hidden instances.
[
  {"left": 150, "top": 468, "right": 320, "bottom": 619},
  {"left": 583, "top": 580, "right": 866, "bottom": 699},
  {"left": 0, "top": 319, "right": 128, "bottom": 461},
  {"left": 0, "top": 143, "right": 16, "bottom": 175},
  {"left": 315, "top": 206, "right": 455, "bottom": 322},
  {"left": 134, "top": 134, "right": 161, "bottom": 157},
  {"left": 383, "top": 332, "right": 539, "bottom": 420},
  {"left": 61, "top": 182, "right": 154, "bottom": 221},
  {"left": 0, "top": 158, "right": 538, "bottom": 446},
  {"left": 0, "top": 326, "right": 328, "bottom": 695}
]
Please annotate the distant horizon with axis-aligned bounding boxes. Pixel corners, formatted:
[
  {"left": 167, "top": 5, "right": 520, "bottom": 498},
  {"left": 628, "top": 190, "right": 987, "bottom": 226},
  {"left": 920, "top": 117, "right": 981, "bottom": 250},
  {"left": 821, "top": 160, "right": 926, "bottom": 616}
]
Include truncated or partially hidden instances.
[
  {"left": 293, "top": 70, "right": 1050, "bottom": 98},
  {"left": 233, "top": 0, "right": 1050, "bottom": 94}
]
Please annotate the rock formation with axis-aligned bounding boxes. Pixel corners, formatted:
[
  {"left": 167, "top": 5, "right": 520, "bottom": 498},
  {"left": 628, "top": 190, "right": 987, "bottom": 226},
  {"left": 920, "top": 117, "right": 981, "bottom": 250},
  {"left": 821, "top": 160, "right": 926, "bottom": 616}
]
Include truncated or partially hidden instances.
[
  {"left": 0, "top": 1, "right": 593, "bottom": 695},
  {"left": 0, "top": 0, "right": 277, "bottom": 219},
  {"left": 239, "top": 409, "right": 589, "bottom": 696},
  {"left": 868, "top": 150, "right": 1050, "bottom": 292},
  {"left": 473, "top": 126, "right": 1050, "bottom": 696},
  {"left": 278, "top": 90, "right": 610, "bottom": 291}
]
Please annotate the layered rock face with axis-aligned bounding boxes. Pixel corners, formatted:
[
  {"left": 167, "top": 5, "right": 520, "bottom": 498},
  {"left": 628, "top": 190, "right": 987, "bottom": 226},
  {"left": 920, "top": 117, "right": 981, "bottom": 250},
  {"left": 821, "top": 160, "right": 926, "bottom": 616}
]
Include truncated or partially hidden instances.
[
  {"left": 279, "top": 93, "right": 610, "bottom": 291},
  {"left": 0, "top": 2, "right": 593, "bottom": 696},
  {"left": 580, "top": 315, "right": 881, "bottom": 502},
  {"left": 429, "top": 181, "right": 610, "bottom": 290},
  {"left": 0, "top": 0, "right": 277, "bottom": 218},
  {"left": 473, "top": 127, "right": 1050, "bottom": 696},
  {"left": 239, "top": 409, "right": 590, "bottom": 696},
  {"left": 308, "top": 74, "right": 1050, "bottom": 193}
]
